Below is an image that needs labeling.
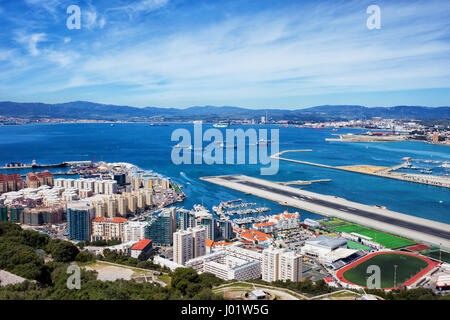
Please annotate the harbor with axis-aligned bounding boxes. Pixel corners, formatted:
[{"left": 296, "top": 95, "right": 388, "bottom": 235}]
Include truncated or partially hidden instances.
[
  {"left": 1, "top": 160, "right": 92, "bottom": 170},
  {"left": 200, "top": 174, "right": 450, "bottom": 250},
  {"left": 212, "top": 198, "right": 270, "bottom": 226}
]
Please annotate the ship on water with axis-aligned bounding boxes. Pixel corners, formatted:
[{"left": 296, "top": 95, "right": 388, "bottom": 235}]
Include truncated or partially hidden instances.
[{"left": 213, "top": 123, "right": 229, "bottom": 128}]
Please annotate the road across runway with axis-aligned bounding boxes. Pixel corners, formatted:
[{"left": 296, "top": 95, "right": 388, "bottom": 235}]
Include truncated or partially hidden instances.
[{"left": 201, "top": 174, "right": 450, "bottom": 249}]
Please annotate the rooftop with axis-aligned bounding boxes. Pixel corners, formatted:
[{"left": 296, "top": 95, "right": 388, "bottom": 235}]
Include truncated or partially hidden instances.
[
  {"left": 306, "top": 235, "right": 347, "bottom": 249},
  {"left": 131, "top": 239, "right": 152, "bottom": 251}
]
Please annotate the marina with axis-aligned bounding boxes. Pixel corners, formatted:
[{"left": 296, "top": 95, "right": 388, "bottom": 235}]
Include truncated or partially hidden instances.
[{"left": 212, "top": 199, "right": 270, "bottom": 218}]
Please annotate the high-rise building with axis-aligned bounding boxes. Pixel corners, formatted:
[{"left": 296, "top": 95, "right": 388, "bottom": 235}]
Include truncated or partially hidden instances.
[
  {"left": 123, "top": 221, "right": 148, "bottom": 242},
  {"left": 279, "top": 250, "right": 302, "bottom": 282},
  {"left": 173, "top": 226, "right": 207, "bottom": 265},
  {"left": 262, "top": 247, "right": 302, "bottom": 283},
  {"left": 179, "top": 210, "right": 195, "bottom": 230},
  {"left": 66, "top": 202, "right": 95, "bottom": 241},
  {"left": 173, "top": 229, "right": 193, "bottom": 265},
  {"left": 192, "top": 226, "right": 207, "bottom": 258},
  {"left": 217, "top": 219, "right": 234, "bottom": 241},
  {"left": 145, "top": 209, "right": 175, "bottom": 246},
  {"left": 125, "top": 193, "right": 137, "bottom": 214},
  {"left": 93, "top": 201, "right": 107, "bottom": 218},
  {"left": 116, "top": 195, "right": 128, "bottom": 217},
  {"left": 106, "top": 198, "right": 117, "bottom": 218},
  {"left": 200, "top": 216, "right": 216, "bottom": 241},
  {"left": 262, "top": 246, "right": 280, "bottom": 283},
  {"left": 144, "top": 189, "right": 154, "bottom": 207}
]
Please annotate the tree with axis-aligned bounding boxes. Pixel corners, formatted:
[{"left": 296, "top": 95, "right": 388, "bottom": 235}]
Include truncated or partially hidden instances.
[
  {"left": 75, "top": 251, "right": 95, "bottom": 263},
  {"left": 48, "top": 239, "right": 80, "bottom": 263}
]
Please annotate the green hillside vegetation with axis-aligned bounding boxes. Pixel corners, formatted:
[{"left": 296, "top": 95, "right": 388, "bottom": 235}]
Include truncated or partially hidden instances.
[{"left": 0, "top": 221, "right": 224, "bottom": 300}]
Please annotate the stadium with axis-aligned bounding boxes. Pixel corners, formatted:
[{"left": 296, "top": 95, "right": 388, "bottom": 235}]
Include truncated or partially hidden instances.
[{"left": 336, "top": 251, "right": 439, "bottom": 290}]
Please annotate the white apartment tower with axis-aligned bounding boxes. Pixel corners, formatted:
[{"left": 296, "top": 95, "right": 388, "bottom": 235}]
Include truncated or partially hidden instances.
[
  {"left": 173, "top": 229, "right": 193, "bottom": 265},
  {"left": 173, "top": 226, "right": 207, "bottom": 265},
  {"left": 262, "top": 246, "right": 280, "bottom": 282},
  {"left": 262, "top": 247, "right": 302, "bottom": 282},
  {"left": 279, "top": 250, "right": 302, "bottom": 282}
]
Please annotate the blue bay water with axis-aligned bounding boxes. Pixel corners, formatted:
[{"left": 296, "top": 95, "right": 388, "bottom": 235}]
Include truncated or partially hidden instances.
[{"left": 0, "top": 123, "right": 449, "bottom": 224}]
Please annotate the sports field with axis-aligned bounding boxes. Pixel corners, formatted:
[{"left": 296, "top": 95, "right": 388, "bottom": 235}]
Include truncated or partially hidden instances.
[
  {"left": 346, "top": 240, "right": 372, "bottom": 251},
  {"left": 331, "top": 224, "right": 416, "bottom": 249},
  {"left": 339, "top": 252, "right": 431, "bottom": 289}
]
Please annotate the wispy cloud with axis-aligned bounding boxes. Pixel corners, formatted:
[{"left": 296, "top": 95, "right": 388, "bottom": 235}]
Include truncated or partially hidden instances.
[
  {"left": 15, "top": 32, "right": 47, "bottom": 56},
  {"left": 24, "top": 0, "right": 61, "bottom": 16}
]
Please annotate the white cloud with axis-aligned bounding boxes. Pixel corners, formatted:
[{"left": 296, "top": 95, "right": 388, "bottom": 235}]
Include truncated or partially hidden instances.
[
  {"left": 24, "top": 0, "right": 61, "bottom": 15},
  {"left": 3, "top": 0, "right": 450, "bottom": 107},
  {"left": 84, "top": 6, "right": 107, "bottom": 29},
  {"left": 15, "top": 32, "right": 46, "bottom": 56},
  {"left": 131, "top": 0, "right": 169, "bottom": 12},
  {"left": 108, "top": 0, "right": 169, "bottom": 19}
]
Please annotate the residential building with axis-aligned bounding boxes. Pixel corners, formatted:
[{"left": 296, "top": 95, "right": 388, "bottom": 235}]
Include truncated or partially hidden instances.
[
  {"left": 130, "top": 239, "right": 153, "bottom": 259},
  {"left": 0, "top": 174, "right": 25, "bottom": 194},
  {"left": 66, "top": 202, "right": 95, "bottom": 241},
  {"left": 26, "top": 171, "right": 54, "bottom": 189},
  {"left": 145, "top": 208, "right": 175, "bottom": 246},
  {"left": 173, "top": 229, "right": 193, "bottom": 265},
  {"left": 91, "top": 216, "right": 127, "bottom": 241},
  {"left": 185, "top": 244, "right": 262, "bottom": 281},
  {"left": 123, "top": 221, "right": 148, "bottom": 242},
  {"left": 173, "top": 226, "right": 207, "bottom": 265},
  {"left": 262, "top": 247, "right": 303, "bottom": 282}
]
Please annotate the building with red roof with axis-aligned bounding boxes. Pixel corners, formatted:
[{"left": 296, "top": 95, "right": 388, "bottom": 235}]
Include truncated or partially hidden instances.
[
  {"left": 0, "top": 173, "right": 25, "bottom": 194},
  {"left": 239, "top": 229, "right": 272, "bottom": 246},
  {"left": 130, "top": 239, "right": 153, "bottom": 258},
  {"left": 26, "top": 171, "right": 54, "bottom": 189},
  {"left": 252, "top": 221, "right": 276, "bottom": 233},
  {"left": 91, "top": 216, "right": 127, "bottom": 241}
]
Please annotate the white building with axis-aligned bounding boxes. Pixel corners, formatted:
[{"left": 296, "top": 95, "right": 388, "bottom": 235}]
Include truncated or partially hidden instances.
[
  {"left": 173, "top": 229, "right": 193, "bottom": 265},
  {"left": 262, "top": 246, "right": 280, "bottom": 283},
  {"left": 185, "top": 244, "right": 262, "bottom": 281},
  {"left": 301, "top": 236, "right": 347, "bottom": 259},
  {"left": 123, "top": 221, "right": 148, "bottom": 243},
  {"left": 173, "top": 226, "right": 207, "bottom": 265},
  {"left": 268, "top": 211, "right": 301, "bottom": 230},
  {"left": 262, "top": 247, "right": 302, "bottom": 282}
]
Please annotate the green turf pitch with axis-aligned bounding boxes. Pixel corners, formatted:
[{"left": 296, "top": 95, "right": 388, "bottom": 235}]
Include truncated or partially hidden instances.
[
  {"left": 342, "top": 253, "right": 428, "bottom": 288},
  {"left": 331, "top": 224, "right": 416, "bottom": 249}
]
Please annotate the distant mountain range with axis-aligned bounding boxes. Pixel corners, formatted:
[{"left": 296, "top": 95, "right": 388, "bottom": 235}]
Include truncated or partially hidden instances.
[{"left": 0, "top": 101, "right": 449, "bottom": 121}]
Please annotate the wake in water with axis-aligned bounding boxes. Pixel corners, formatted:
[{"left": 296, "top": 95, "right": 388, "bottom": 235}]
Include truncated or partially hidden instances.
[{"left": 179, "top": 171, "right": 194, "bottom": 183}]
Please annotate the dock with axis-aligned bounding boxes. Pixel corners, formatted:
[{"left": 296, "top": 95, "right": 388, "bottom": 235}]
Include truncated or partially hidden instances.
[
  {"left": 200, "top": 174, "right": 450, "bottom": 250},
  {"left": 271, "top": 150, "right": 450, "bottom": 188}
]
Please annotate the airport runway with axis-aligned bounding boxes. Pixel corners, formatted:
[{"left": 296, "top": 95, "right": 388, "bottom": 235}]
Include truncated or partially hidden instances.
[{"left": 201, "top": 175, "right": 450, "bottom": 249}]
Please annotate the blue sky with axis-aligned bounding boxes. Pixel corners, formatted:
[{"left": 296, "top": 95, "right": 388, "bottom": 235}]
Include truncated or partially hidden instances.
[{"left": 0, "top": 0, "right": 449, "bottom": 109}]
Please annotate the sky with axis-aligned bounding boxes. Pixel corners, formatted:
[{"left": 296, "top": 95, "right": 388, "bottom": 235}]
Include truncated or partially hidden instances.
[{"left": 0, "top": 0, "right": 449, "bottom": 109}]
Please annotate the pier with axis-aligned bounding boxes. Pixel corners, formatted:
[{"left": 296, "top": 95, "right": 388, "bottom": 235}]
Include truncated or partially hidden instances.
[
  {"left": 271, "top": 150, "right": 450, "bottom": 188},
  {"left": 200, "top": 174, "right": 450, "bottom": 250}
]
